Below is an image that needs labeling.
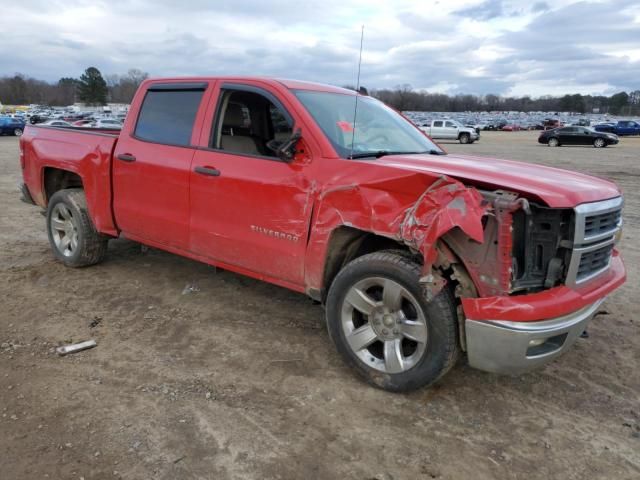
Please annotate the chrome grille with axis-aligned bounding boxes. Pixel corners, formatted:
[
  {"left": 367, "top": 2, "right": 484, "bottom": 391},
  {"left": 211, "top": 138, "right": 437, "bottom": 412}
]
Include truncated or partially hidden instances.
[
  {"left": 584, "top": 210, "right": 621, "bottom": 240},
  {"left": 577, "top": 243, "right": 614, "bottom": 281},
  {"left": 566, "top": 197, "right": 622, "bottom": 286}
]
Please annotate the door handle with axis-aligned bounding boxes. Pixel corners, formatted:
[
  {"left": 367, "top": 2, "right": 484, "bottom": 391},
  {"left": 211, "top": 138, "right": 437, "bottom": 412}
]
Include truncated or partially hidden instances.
[
  {"left": 194, "top": 166, "right": 221, "bottom": 177},
  {"left": 117, "top": 153, "right": 136, "bottom": 162}
]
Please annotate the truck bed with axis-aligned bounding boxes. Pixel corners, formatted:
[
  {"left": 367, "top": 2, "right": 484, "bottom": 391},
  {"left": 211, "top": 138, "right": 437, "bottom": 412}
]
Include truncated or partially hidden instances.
[{"left": 21, "top": 125, "right": 120, "bottom": 236}]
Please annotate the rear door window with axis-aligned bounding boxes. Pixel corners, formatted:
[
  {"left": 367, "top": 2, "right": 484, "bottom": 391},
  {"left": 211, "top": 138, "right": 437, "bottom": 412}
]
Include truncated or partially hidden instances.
[
  {"left": 135, "top": 88, "right": 205, "bottom": 146},
  {"left": 433, "top": 121, "right": 443, "bottom": 127}
]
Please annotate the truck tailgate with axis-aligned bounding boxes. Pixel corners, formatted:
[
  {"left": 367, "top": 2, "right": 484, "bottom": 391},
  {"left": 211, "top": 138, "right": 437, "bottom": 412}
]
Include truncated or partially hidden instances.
[{"left": 21, "top": 126, "right": 120, "bottom": 236}]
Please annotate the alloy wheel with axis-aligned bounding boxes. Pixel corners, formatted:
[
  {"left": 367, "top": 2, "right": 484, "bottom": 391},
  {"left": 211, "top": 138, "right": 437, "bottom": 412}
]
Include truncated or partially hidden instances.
[
  {"left": 50, "top": 203, "right": 79, "bottom": 257},
  {"left": 341, "top": 277, "right": 428, "bottom": 374}
]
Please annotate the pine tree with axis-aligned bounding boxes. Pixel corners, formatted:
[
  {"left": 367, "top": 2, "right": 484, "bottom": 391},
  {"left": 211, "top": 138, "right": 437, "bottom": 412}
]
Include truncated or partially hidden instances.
[{"left": 77, "top": 67, "right": 108, "bottom": 106}]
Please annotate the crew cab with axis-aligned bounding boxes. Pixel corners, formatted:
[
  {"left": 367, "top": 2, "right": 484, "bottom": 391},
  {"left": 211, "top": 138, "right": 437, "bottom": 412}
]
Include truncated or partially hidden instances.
[
  {"left": 418, "top": 119, "right": 479, "bottom": 144},
  {"left": 594, "top": 120, "right": 640, "bottom": 136},
  {"left": 18, "top": 77, "right": 626, "bottom": 392}
]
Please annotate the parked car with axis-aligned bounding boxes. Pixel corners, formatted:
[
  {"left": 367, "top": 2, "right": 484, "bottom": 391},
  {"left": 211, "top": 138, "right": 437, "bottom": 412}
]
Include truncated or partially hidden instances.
[
  {"left": 41, "top": 120, "right": 73, "bottom": 127},
  {"left": 0, "top": 116, "right": 26, "bottom": 136},
  {"left": 501, "top": 124, "right": 522, "bottom": 131},
  {"left": 543, "top": 119, "right": 563, "bottom": 130},
  {"left": 419, "top": 119, "right": 479, "bottom": 143},
  {"left": 72, "top": 119, "right": 95, "bottom": 127},
  {"left": 538, "top": 127, "right": 618, "bottom": 147},
  {"left": 90, "top": 119, "right": 123, "bottom": 129},
  {"left": 594, "top": 120, "right": 640, "bottom": 136},
  {"left": 29, "top": 114, "right": 50, "bottom": 125},
  {"left": 19, "top": 77, "right": 625, "bottom": 392}
]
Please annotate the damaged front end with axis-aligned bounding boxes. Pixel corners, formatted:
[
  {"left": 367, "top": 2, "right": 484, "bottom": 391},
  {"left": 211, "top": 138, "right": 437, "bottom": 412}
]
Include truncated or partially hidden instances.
[
  {"left": 400, "top": 182, "right": 592, "bottom": 354},
  {"left": 441, "top": 189, "right": 576, "bottom": 299}
]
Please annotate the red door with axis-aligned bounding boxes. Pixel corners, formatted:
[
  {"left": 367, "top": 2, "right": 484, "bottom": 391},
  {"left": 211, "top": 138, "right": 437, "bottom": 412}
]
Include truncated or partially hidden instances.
[
  {"left": 113, "top": 141, "right": 195, "bottom": 249},
  {"left": 112, "top": 82, "right": 210, "bottom": 250},
  {"left": 189, "top": 83, "right": 315, "bottom": 286},
  {"left": 189, "top": 150, "right": 314, "bottom": 286}
]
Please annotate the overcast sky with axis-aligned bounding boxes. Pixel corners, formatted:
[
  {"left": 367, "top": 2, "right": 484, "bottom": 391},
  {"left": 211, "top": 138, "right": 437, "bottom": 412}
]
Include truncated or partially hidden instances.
[{"left": 1, "top": 0, "right": 639, "bottom": 96}]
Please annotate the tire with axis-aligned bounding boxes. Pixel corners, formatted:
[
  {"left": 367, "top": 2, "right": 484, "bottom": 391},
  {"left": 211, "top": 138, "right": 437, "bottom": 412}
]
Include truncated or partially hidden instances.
[
  {"left": 593, "top": 138, "right": 606, "bottom": 148},
  {"left": 548, "top": 137, "right": 559, "bottom": 147},
  {"left": 459, "top": 133, "right": 470, "bottom": 144},
  {"left": 13, "top": 128, "right": 23, "bottom": 137},
  {"left": 46, "top": 188, "right": 108, "bottom": 267},
  {"left": 326, "top": 251, "right": 459, "bottom": 392}
]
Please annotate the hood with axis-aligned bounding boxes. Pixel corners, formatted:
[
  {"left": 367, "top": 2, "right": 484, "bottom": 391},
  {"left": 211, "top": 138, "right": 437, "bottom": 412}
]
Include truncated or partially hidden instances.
[{"left": 372, "top": 153, "right": 621, "bottom": 208}]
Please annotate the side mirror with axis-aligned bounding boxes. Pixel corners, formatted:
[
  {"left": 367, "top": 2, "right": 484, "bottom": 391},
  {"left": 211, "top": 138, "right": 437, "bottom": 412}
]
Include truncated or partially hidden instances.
[{"left": 272, "top": 128, "right": 302, "bottom": 163}]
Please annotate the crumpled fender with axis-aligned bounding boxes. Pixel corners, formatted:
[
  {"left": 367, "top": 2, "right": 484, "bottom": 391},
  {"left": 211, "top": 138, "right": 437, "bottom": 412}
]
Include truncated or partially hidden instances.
[
  {"left": 396, "top": 177, "right": 486, "bottom": 276},
  {"left": 304, "top": 172, "right": 487, "bottom": 291}
]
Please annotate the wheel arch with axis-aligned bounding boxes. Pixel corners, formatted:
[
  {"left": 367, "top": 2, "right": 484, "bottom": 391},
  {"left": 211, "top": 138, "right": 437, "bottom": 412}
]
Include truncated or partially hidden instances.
[
  {"left": 319, "top": 226, "right": 417, "bottom": 303},
  {"left": 43, "top": 167, "right": 84, "bottom": 204}
]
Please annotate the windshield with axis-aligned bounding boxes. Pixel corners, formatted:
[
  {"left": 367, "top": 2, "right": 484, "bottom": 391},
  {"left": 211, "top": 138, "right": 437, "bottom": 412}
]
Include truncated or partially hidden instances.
[{"left": 294, "top": 90, "right": 444, "bottom": 158}]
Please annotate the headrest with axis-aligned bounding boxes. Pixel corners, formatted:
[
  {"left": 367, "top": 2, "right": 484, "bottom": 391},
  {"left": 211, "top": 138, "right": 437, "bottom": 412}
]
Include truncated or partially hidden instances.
[{"left": 224, "top": 103, "right": 245, "bottom": 128}]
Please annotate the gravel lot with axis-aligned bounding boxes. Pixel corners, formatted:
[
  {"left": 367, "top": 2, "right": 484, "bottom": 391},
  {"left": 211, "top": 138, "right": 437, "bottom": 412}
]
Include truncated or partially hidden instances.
[{"left": 1, "top": 131, "right": 638, "bottom": 479}]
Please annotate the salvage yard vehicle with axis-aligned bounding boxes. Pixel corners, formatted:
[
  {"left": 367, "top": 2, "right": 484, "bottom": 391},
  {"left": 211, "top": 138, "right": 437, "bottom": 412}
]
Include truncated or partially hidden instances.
[
  {"left": 0, "top": 116, "right": 25, "bottom": 136},
  {"left": 539, "top": 126, "right": 619, "bottom": 148},
  {"left": 594, "top": 120, "right": 640, "bottom": 136},
  {"left": 418, "top": 119, "right": 479, "bottom": 144},
  {"left": 18, "top": 77, "right": 626, "bottom": 392}
]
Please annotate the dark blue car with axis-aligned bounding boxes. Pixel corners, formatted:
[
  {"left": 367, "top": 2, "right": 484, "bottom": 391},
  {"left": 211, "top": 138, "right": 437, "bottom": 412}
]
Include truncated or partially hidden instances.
[
  {"left": 0, "top": 116, "right": 26, "bottom": 136},
  {"left": 594, "top": 120, "right": 640, "bottom": 136}
]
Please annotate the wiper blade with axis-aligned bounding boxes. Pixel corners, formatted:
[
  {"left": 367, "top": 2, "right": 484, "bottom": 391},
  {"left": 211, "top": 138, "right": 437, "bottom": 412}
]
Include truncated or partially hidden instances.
[{"left": 349, "top": 150, "right": 443, "bottom": 159}]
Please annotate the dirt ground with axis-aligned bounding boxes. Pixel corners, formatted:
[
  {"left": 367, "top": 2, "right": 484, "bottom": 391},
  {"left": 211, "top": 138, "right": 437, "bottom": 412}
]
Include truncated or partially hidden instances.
[{"left": 1, "top": 131, "right": 638, "bottom": 480}]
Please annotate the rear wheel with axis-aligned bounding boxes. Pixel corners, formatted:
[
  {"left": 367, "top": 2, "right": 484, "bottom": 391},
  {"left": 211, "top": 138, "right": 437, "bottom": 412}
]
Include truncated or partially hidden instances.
[
  {"left": 548, "top": 137, "right": 560, "bottom": 147},
  {"left": 46, "top": 188, "right": 109, "bottom": 267},
  {"left": 459, "top": 133, "right": 470, "bottom": 144},
  {"left": 593, "top": 137, "right": 606, "bottom": 148},
  {"left": 326, "top": 251, "right": 459, "bottom": 392}
]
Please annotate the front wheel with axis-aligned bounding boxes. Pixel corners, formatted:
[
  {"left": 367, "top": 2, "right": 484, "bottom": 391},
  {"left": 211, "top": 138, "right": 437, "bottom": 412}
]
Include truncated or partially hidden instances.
[
  {"left": 46, "top": 188, "right": 109, "bottom": 267},
  {"left": 459, "top": 133, "right": 470, "bottom": 144},
  {"left": 548, "top": 137, "right": 560, "bottom": 147},
  {"left": 593, "top": 138, "right": 606, "bottom": 148},
  {"left": 326, "top": 251, "right": 459, "bottom": 392},
  {"left": 13, "top": 128, "right": 23, "bottom": 136}
]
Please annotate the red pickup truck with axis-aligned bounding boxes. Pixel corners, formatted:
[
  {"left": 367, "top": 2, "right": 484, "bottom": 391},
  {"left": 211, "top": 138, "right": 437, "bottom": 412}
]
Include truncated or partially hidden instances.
[{"left": 18, "top": 77, "right": 626, "bottom": 391}]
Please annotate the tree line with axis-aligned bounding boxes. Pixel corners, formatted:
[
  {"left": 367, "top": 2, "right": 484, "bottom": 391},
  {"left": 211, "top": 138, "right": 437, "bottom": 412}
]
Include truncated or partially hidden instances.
[
  {"left": 0, "top": 67, "right": 148, "bottom": 106},
  {"left": 370, "top": 84, "right": 640, "bottom": 115},
  {"left": 1, "top": 68, "right": 639, "bottom": 115}
]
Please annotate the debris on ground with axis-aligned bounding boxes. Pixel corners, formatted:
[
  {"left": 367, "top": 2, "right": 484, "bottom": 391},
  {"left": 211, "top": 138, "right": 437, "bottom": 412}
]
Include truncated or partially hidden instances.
[
  {"left": 181, "top": 283, "right": 200, "bottom": 295},
  {"left": 89, "top": 316, "right": 102, "bottom": 328},
  {"left": 56, "top": 340, "right": 97, "bottom": 356}
]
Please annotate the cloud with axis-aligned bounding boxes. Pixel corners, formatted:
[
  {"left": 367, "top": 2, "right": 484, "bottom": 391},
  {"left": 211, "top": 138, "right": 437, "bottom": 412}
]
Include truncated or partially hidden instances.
[
  {"left": 454, "top": 0, "right": 506, "bottom": 20},
  {"left": 531, "top": 1, "right": 550, "bottom": 12},
  {"left": 0, "top": 0, "right": 637, "bottom": 97}
]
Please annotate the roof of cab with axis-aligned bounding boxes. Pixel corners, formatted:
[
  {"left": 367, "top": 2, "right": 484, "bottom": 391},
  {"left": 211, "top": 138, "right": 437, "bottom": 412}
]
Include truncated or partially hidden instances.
[{"left": 143, "top": 76, "right": 356, "bottom": 95}]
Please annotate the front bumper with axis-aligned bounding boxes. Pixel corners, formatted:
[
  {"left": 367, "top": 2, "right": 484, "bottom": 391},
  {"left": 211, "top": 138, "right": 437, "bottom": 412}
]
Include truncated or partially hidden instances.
[
  {"left": 465, "top": 299, "right": 604, "bottom": 374},
  {"left": 462, "top": 252, "right": 625, "bottom": 375}
]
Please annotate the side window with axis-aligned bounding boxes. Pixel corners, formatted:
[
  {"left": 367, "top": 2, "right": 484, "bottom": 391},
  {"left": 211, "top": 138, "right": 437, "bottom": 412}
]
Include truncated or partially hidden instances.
[
  {"left": 445, "top": 121, "right": 455, "bottom": 128},
  {"left": 212, "top": 89, "right": 293, "bottom": 158},
  {"left": 134, "top": 89, "right": 204, "bottom": 146},
  {"left": 433, "top": 121, "right": 443, "bottom": 127},
  {"left": 270, "top": 105, "right": 293, "bottom": 142}
]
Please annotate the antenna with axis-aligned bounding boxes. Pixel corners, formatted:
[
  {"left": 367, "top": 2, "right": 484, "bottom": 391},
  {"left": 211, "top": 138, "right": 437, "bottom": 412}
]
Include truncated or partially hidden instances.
[{"left": 349, "top": 25, "right": 364, "bottom": 159}]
